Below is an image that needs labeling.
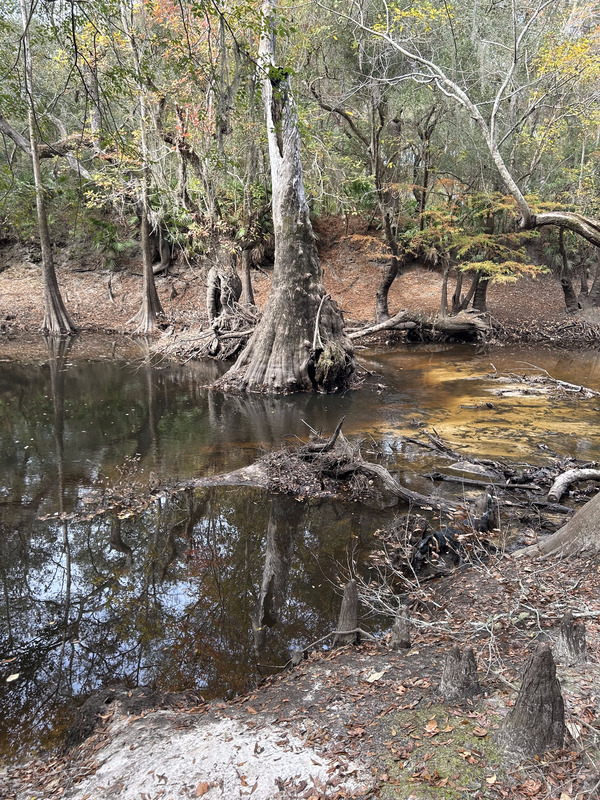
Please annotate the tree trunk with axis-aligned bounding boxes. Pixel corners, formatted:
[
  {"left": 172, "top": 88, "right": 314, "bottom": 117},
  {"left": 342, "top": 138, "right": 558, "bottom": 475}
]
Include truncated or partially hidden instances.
[
  {"left": 20, "top": 0, "right": 76, "bottom": 336},
  {"left": 128, "top": 207, "right": 164, "bottom": 332},
  {"left": 450, "top": 270, "right": 463, "bottom": 315},
  {"left": 516, "top": 490, "right": 600, "bottom": 558},
  {"left": 217, "top": 0, "right": 354, "bottom": 393},
  {"left": 561, "top": 278, "right": 579, "bottom": 313},
  {"left": 439, "top": 645, "right": 480, "bottom": 700},
  {"left": 472, "top": 276, "right": 490, "bottom": 312},
  {"left": 389, "top": 597, "right": 410, "bottom": 650},
  {"left": 121, "top": 1, "right": 164, "bottom": 334},
  {"left": 440, "top": 258, "right": 450, "bottom": 317},
  {"left": 239, "top": 249, "right": 255, "bottom": 306},
  {"left": 375, "top": 255, "right": 401, "bottom": 322},
  {"left": 554, "top": 611, "right": 586, "bottom": 667}
]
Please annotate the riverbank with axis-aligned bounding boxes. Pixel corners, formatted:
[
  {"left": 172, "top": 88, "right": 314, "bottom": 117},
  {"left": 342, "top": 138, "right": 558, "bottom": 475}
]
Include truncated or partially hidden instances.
[
  {"left": 1, "top": 220, "right": 598, "bottom": 349},
  {"left": 3, "top": 545, "right": 600, "bottom": 800}
]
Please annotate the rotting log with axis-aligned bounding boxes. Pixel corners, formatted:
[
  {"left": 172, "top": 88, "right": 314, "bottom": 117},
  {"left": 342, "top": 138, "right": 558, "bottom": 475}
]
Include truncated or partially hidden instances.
[
  {"left": 499, "top": 644, "right": 564, "bottom": 759},
  {"left": 547, "top": 468, "right": 600, "bottom": 502},
  {"left": 333, "top": 579, "right": 359, "bottom": 647},
  {"left": 439, "top": 645, "right": 480, "bottom": 701}
]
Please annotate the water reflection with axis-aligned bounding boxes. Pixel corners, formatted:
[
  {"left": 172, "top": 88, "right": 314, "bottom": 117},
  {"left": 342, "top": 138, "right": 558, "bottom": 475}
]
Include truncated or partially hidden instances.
[
  {"left": 2, "top": 336, "right": 600, "bottom": 762},
  {"left": 0, "top": 485, "right": 380, "bottom": 762}
]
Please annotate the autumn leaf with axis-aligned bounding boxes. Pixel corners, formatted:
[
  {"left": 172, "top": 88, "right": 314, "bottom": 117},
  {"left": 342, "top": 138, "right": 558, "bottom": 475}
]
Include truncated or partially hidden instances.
[
  {"left": 195, "top": 782, "right": 209, "bottom": 797},
  {"left": 472, "top": 726, "right": 488, "bottom": 737},
  {"left": 425, "top": 719, "right": 439, "bottom": 735}
]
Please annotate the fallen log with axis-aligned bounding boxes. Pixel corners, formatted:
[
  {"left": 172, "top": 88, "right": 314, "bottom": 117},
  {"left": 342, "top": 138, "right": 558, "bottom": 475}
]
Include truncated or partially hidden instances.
[
  {"left": 547, "top": 468, "right": 600, "bottom": 502},
  {"left": 348, "top": 309, "right": 415, "bottom": 340},
  {"left": 349, "top": 310, "right": 490, "bottom": 341}
]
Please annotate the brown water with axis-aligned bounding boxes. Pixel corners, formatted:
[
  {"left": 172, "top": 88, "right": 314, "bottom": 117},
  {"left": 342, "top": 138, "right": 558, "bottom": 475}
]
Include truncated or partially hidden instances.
[{"left": 0, "top": 335, "right": 599, "bottom": 763}]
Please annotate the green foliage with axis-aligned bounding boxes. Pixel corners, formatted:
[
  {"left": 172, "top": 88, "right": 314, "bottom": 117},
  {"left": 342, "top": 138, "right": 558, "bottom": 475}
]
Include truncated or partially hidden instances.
[
  {"left": 89, "top": 217, "right": 137, "bottom": 270},
  {"left": 400, "top": 192, "right": 543, "bottom": 281}
]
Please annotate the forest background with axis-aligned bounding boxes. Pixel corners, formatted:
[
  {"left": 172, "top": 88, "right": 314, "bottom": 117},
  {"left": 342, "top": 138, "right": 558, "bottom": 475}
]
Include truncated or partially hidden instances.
[{"left": 0, "top": 0, "right": 599, "bottom": 356}]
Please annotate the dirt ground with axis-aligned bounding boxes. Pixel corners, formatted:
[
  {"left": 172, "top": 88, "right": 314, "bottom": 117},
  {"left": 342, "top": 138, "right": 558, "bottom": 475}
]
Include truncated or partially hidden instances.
[
  {"left": 0, "top": 218, "right": 576, "bottom": 341},
  {"left": 3, "top": 543, "right": 600, "bottom": 800}
]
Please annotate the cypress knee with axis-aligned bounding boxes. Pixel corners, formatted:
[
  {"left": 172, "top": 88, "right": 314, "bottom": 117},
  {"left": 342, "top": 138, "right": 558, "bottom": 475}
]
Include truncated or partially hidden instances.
[
  {"left": 439, "top": 645, "right": 480, "bottom": 701},
  {"left": 555, "top": 611, "right": 586, "bottom": 666},
  {"left": 389, "top": 598, "right": 411, "bottom": 650},
  {"left": 499, "top": 644, "right": 565, "bottom": 758},
  {"left": 333, "top": 579, "right": 359, "bottom": 647}
]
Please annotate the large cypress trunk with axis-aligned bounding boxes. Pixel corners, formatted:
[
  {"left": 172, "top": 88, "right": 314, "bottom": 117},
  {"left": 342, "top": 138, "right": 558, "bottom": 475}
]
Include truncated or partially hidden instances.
[{"left": 217, "top": 0, "right": 354, "bottom": 394}]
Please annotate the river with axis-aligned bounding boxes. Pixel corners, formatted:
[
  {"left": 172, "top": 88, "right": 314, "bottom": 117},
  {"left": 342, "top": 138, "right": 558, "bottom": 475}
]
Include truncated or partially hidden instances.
[{"left": 1, "top": 335, "right": 599, "bottom": 762}]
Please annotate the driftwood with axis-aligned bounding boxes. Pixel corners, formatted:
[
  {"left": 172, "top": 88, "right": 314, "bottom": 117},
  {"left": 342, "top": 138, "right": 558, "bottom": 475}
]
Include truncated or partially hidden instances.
[
  {"left": 554, "top": 611, "right": 586, "bottom": 666},
  {"left": 333, "top": 580, "right": 359, "bottom": 647},
  {"left": 499, "top": 644, "right": 564, "bottom": 758},
  {"left": 488, "top": 363, "right": 600, "bottom": 399},
  {"left": 547, "top": 468, "right": 600, "bottom": 502},
  {"left": 348, "top": 309, "right": 415, "bottom": 340},
  {"left": 349, "top": 310, "right": 490, "bottom": 341},
  {"left": 439, "top": 646, "right": 480, "bottom": 701}
]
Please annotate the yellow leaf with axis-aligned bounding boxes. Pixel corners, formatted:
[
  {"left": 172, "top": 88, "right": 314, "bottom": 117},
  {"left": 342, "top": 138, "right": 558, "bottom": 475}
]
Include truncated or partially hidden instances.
[
  {"left": 486, "top": 774, "right": 497, "bottom": 785},
  {"left": 6, "top": 673, "right": 19, "bottom": 683}
]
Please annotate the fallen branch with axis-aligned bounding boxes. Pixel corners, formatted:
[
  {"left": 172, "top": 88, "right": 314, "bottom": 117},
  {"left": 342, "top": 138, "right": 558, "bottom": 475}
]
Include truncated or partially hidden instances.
[
  {"left": 348, "top": 309, "right": 414, "bottom": 340},
  {"left": 349, "top": 309, "right": 490, "bottom": 341},
  {"left": 548, "top": 468, "right": 600, "bottom": 502}
]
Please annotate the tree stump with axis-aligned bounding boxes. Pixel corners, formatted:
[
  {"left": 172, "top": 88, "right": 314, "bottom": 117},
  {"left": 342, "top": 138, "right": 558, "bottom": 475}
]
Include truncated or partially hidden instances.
[
  {"left": 439, "top": 645, "right": 480, "bottom": 701},
  {"left": 389, "top": 597, "right": 410, "bottom": 650},
  {"left": 499, "top": 644, "right": 565, "bottom": 758},
  {"left": 333, "top": 579, "right": 359, "bottom": 647},
  {"left": 554, "top": 611, "right": 586, "bottom": 666}
]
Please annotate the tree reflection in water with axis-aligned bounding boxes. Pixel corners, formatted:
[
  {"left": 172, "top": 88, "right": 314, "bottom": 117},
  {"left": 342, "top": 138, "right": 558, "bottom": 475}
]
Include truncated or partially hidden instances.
[{"left": 0, "top": 342, "right": 387, "bottom": 761}]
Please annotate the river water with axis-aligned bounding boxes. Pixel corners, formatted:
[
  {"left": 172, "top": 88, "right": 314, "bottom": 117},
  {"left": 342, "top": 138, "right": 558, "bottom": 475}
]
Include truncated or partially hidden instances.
[{"left": 1, "top": 335, "right": 599, "bottom": 762}]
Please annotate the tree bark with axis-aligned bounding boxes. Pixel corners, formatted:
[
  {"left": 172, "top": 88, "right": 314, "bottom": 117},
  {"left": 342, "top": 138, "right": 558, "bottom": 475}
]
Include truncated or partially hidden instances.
[
  {"left": 333, "top": 579, "right": 359, "bottom": 647},
  {"left": 20, "top": 0, "right": 77, "bottom": 336},
  {"left": 560, "top": 278, "right": 579, "bottom": 313},
  {"left": 389, "top": 597, "right": 410, "bottom": 650},
  {"left": 471, "top": 277, "right": 490, "bottom": 312},
  {"left": 439, "top": 645, "right": 480, "bottom": 700},
  {"left": 499, "top": 644, "right": 564, "bottom": 758},
  {"left": 516, "top": 490, "right": 600, "bottom": 558},
  {"left": 239, "top": 249, "right": 255, "bottom": 306},
  {"left": 554, "top": 611, "right": 586, "bottom": 666},
  {"left": 215, "top": 0, "right": 354, "bottom": 393}
]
